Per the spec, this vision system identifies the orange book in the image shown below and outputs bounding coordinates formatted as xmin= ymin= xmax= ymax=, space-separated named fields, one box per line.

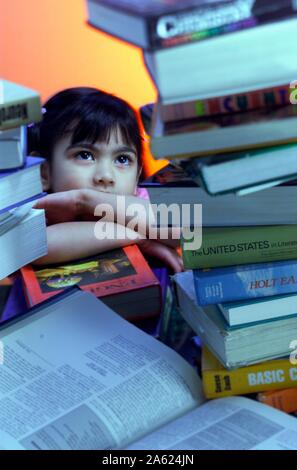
xmin=20 ymin=245 xmax=161 ymax=321
xmin=258 ymin=388 xmax=297 ymax=414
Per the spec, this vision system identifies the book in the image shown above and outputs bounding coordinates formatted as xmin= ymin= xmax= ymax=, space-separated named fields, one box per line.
xmin=0 ymin=278 xmax=12 ymax=318
xmin=202 ymin=347 xmax=297 ymax=398
xmin=193 ymin=260 xmax=297 ymax=305
xmin=218 ymin=292 xmax=297 ymax=327
xmin=160 ymin=83 xmax=292 ymax=122
xmin=257 ymin=389 xmax=297 ymax=414
xmin=0 ymin=80 xmax=42 ymax=131
xmin=1 ymin=286 xmax=297 ymax=450
xmin=147 ymin=185 xmax=297 ymax=227
xmin=173 ymin=270 xmax=297 ymax=369
xmin=0 ymin=208 xmax=47 ymax=280
xmin=126 ymin=395 xmax=297 ymax=450
xmin=144 ymin=17 xmax=297 ymax=104
xmin=182 ymin=225 xmax=297 ymax=269
xmin=0 ymin=126 xmax=26 ymax=170
xmin=20 ymin=245 xmax=162 ymax=321
xmin=87 ymin=0 xmax=260 ymax=50
xmin=0 ymin=156 xmax=43 ymax=214
xmin=180 ymin=143 xmax=297 ymax=195
xmin=148 ymin=102 xmax=297 ymax=160
xmin=139 ymin=163 xmax=198 ymax=187
xmin=87 ymin=0 xmax=297 ymax=50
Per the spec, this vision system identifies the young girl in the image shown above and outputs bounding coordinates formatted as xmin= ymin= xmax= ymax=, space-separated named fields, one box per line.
xmin=29 ymin=87 xmax=183 ymax=272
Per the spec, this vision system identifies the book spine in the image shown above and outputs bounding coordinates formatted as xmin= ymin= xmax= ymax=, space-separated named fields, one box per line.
xmin=182 ymin=226 xmax=297 ymax=269
xmin=193 ymin=261 xmax=297 ymax=305
xmin=257 ymin=388 xmax=297 ymax=413
xmin=160 ymin=85 xmax=291 ymax=123
xmin=0 ymin=95 xmax=42 ymax=131
xmin=203 ymin=359 xmax=297 ymax=399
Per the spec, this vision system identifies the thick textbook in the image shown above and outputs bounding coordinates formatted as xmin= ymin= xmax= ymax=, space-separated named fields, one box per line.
xmin=20 ymin=245 xmax=162 ymax=321
xmin=182 ymin=225 xmax=297 ymax=269
xmin=144 ymin=17 xmax=297 ymax=105
xmin=0 ymin=80 xmax=41 ymax=131
xmin=148 ymin=102 xmax=297 ymax=159
xmin=0 ymin=156 xmax=43 ymax=214
xmin=0 ymin=208 xmax=47 ymax=280
xmin=181 ymin=143 xmax=297 ymax=195
xmin=147 ymin=185 xmax=297 ymax=227
xmin=160 ymin=83 xmax=292 ymax=122
xmin=173 ymin=271 xmax=297 ymax=369
xmin=0 ymin=126 xmax=26 ymax=170
xmin=1 ymin=287 xmax=297 ymax=450
xmin=202 ymin=347 xmax=297 ymax=398
xmin=86 ymin=0 xmax=280 ymax=50
xmin=193 ymin=260 xmax=297 ymax=305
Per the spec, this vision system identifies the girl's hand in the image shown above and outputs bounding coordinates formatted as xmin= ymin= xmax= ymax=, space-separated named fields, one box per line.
xmin=33 ymin=189 xmax=98 ymax=225
xmin=139 ymin=239 xmax=184 ymax=273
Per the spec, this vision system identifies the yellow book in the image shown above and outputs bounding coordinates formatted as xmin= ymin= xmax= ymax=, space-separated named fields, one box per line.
xmin=202 ymin=347 xmax=297 ymax=399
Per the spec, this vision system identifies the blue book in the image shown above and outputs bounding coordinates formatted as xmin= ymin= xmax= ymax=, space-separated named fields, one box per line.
xmin=0 ymin=156 xmax=44 ymax=213
xmin=193 ymin=260 xmax=297 ymax=305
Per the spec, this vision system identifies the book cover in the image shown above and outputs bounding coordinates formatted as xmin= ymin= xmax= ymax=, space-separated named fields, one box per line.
xmin=87 ymin=0 xmax=296 ymax=49
xmin=0 ymin=80 xmax=42 ymax=130
xmin=182 ymin=225 xmax=297 ymax=269
xmin=20 ymin=245 xmax=162 ymax=320
xmin=202 ymin=347 xmax=297 ymax=398
xmin=193 ymin=260 xmax=297 ymax=305
xmin=257 ymin=388 xmax=297 ymax=413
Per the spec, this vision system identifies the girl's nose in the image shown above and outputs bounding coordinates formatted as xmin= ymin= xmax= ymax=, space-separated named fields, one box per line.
xmin=93 ymin=164 xmax=115 ymax=188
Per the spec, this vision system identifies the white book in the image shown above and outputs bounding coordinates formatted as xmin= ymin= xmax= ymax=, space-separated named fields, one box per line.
xmin=0 ymin=208 xmax=47 ymax=279
xmin=1 ymin=288 xmax=297 ymax=450
xmin=144 ymin=17 xmax=297 ymax=104
xmin=0 ymin=126 xmax=26 ymax=170
xmin=0 ymin=156 xmax=43 ymax=213
xmin=219 ymin=292 xmax=297 ymax=327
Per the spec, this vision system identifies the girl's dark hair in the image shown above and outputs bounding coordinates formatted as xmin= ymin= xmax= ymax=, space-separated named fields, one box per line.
xmin=28 ymin=87 xmax=143 ymax=164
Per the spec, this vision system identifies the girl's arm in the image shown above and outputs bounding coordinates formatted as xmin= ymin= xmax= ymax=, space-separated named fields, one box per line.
xmin=33 ymin=221 xmax=183 ymax=272
xmin=34 ymin=189 xmax=181 ymax=247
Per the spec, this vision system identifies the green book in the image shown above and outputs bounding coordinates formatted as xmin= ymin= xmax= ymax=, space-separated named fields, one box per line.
xmin=0 ymin=80 xmax=42 ymax=130
xmin=182 ymin=225 xmax=297 ymax=269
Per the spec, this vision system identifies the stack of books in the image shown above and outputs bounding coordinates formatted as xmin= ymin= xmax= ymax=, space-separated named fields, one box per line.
xmin=173 ymin=269 xmax=297 ymax=415
xmin=0 ymin=80 xmax=47 ymax=281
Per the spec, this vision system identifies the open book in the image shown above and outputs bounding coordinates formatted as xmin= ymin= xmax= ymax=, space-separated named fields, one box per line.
xmin=1 ymin=288 xmax=297 ymax=450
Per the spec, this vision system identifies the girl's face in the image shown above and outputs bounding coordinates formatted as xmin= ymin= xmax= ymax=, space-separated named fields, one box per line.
xmin=43 ymin=126 xmax=139 ymax=195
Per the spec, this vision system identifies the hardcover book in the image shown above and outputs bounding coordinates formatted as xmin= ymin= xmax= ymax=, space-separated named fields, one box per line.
xmin=87 ymin=0 xmax=296 ymax=50
xmin=0 ymin=126 xmax=27 ymax=170
xmin=0 ymin=156 xmax=44 ymax=214
xmin=202 ymin=347 xmax=297 ymax=398
xmin=148 ymin=102 xmax=297 ymax=159
xmin=193 ymin=260 xmax=297 ymax=305
xmin=0 ymin=80 xmax=41 ymax=131
xmin=143 ymin=17 xmax=297 ymax=105
xmin=20 ymin=245 xmax=162 ymax=321
xmin=182 ymin=225 xmax=297 ymax=269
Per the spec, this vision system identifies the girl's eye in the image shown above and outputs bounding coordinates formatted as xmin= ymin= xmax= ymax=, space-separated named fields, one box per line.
xmin=74 ymin=151 xmax=95 ymax=162
xmin=115 ymin=154 xmax=132 ymax=166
